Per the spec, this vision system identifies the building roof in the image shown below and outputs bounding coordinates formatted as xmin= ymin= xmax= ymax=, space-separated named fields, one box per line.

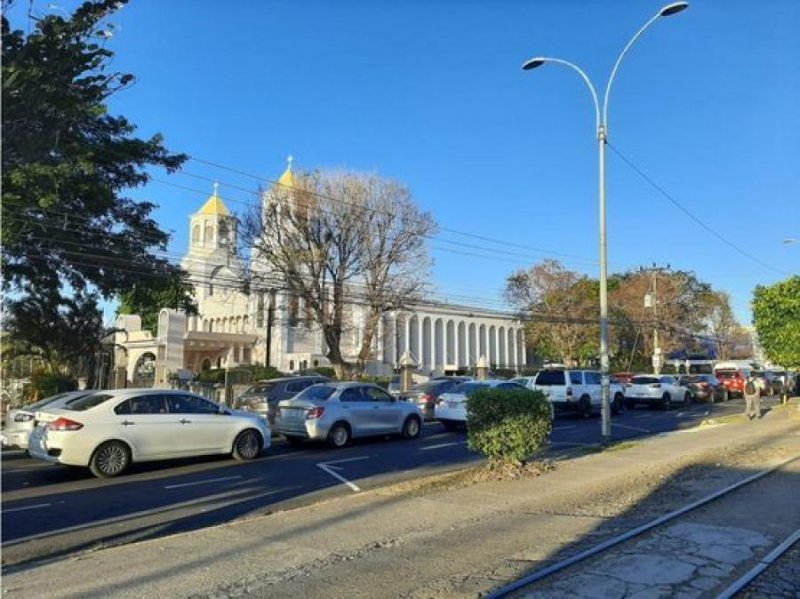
xmin=198 ymin=183 xmax=231 ymax=216
xmin=277 ymin=155 xmax=296 ymax=190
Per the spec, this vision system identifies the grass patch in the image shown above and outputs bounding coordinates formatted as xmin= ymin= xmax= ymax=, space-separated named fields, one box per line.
xmin=605 ymin=441 xmax=639 ymax=453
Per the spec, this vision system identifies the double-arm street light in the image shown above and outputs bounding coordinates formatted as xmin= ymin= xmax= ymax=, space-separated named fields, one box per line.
xmin=522 ymin=2 xmax=689 ymax=446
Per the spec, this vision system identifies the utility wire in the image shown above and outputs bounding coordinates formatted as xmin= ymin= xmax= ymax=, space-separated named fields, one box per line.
xmin=608 ymin=143 xmax=789 ymax=277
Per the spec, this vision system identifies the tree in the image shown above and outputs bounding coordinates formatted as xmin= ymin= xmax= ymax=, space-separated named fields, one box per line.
xmin=118 ymin=278 xmax=197 ymax=334
xmin=698 ymin=290 xmax=739 ymax=359
xmin=242 ymin=170 xmax=436 ymax=376
xmin=2 ymin=290 xmax=113 ymax=387
xmin=1 ymin=0 xmax=192 ymax=301
xmin=504 ymin=260 xmax=598 ymax=366
xmin=752 ymin=276 xmax=800 ymax=368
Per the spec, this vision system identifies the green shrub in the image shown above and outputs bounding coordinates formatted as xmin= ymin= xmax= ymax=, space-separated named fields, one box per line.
xmin=311 ymin=366 xmax=337 ymax=379
xmin=28 ymin=371 xmax=77 ymax=402
xmin=466 ymin=387 xmax=552 ymax=466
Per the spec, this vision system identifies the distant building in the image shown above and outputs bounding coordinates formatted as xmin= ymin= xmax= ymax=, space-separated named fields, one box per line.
xmin=113 ymin=160 xmax=525 ymax=387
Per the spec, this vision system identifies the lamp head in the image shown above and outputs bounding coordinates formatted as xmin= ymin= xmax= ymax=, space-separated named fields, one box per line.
xmin=522 ymin=57 xmax=547 ymax=71
xmin=660 ymin=2 xmax=689 ymax=17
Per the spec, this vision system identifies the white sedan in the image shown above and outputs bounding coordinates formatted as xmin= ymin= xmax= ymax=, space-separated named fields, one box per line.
xmin=624 ymin=374 xmax=689 ymax=410
xmin=434 ymin=380 xmax=527 ymax=430
xmin=28 ymin=389 xmax=271 ymax=477
xmin=1 ymin=391 xmax=93 ymax=450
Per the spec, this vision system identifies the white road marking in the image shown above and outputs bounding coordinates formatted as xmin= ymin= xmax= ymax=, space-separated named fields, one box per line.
xmin=164 ymin=475 xmax=243 ymax=490
xmin=2 ymin=502 xmax=51 ymax=514
xmin=611 ymin=423 xmax=651 ymax=434
xmin=420 ymin=441 xmax=466 ymax=451
xmin=315 ymin=456 xmax=370 ymax=493
xmin=552 ymin=425 xmax=577 ymax=431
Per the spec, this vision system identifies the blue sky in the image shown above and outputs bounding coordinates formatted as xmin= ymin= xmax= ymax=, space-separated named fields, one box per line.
xmin=14 ymin=1 xmax=800 ymax=324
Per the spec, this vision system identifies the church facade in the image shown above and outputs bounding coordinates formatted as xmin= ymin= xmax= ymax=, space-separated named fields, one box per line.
xmin=113 ymin=162 xmax=526 ymax=387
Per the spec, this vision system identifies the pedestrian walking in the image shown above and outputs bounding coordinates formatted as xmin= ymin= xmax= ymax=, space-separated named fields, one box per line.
xmin=744 ymin=374 xmax=761 ymax=420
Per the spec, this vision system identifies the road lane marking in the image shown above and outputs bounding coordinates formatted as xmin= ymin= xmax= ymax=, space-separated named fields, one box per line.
xmin=421 ymin=441 xmax=466 ymax=451
xmin=322 ymin=456 xmax=370 ymax=466
xmin=164 ymin=475 xmax=243 ymax=490
xmin=611 ymin=423 xmax=651 ymax=434
xmin=317 ymin=462 xmax=361 ymax=492
xmin=552 ymin=425 xmax=577 ymax=431
xmin=2 ymin=503 xmax=51 ymax=514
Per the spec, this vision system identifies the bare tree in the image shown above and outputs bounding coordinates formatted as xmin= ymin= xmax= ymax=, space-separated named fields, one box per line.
xmin=241 ymin=170 xmax=435 ymax=376
xmin=699 ymin=290 xmax=739 ymax=359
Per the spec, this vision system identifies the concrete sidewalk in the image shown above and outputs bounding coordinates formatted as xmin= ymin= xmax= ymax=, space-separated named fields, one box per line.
xmin=3 ymin=404 xmax=800 ymax=599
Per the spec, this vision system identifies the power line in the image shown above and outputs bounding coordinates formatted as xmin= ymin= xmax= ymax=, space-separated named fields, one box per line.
xmin=608 ymin=143 xmax=790 ymax=277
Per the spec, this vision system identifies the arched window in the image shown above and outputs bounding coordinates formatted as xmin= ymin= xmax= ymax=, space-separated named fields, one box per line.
xmin=204 ymin=224 xmax=214 ymax=244
xmin=288 ymin=295 xmax=299 ymax=327
xmin=289 ymin=359 xmax=295 ymax=371
xmin=191 ymin=225 xmax=200 ymax=244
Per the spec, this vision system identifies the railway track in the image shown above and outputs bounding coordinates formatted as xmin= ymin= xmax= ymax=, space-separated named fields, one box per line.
xmin=488 ymin=454 xmax=800 ymax=598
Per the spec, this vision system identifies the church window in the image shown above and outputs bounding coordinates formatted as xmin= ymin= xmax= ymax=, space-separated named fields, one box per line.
xmin=256 ymin=292 xmax=265 ymax=328
xmin=289 ymin=360 xmax=295 ymax=371
xmin=204 ymin=224 xmax=213 ymax=244
xmin=208 ymin=282 xmax=214 ymax=296
xmin=304 ymin=301 xmax=313 ymax=328
xmin=192 ymin=225 xmax=200 ymax=244
xmin=288 ymin=295 xmax=299 ymax=327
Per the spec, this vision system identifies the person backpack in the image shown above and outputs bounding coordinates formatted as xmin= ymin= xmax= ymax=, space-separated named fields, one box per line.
xmin=745 ymin=378 xmax=756 ymax=396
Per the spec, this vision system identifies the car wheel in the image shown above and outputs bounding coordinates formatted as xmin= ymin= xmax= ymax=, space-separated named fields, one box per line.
xmin=284 ymin=435 xmax=305 ymax=446
xmin=611 ymin=393 xmax=624 ymax=416
xmin=89 ymin=440 xmax=130 ymax=478
xmin=402 ymin=416 xmax=422 ymax=439
xmin=232 ymin=429 xmax=262 ymax=461
xmin=327 ymin=422 xmax=351 ymax=448
xmin=684 ymin=390 xmax=693 ymax=404
xmin=578 ymin=396 xmax=592 ymax=419
xmin=662 ymin=393 xmax=672 ymax=410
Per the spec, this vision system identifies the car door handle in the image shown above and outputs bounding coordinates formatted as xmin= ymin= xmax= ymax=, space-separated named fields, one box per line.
xmin=121 ymin=420 xmax=135 ymax=426
xmin=179 ymin=419 xmax=192 ymax=424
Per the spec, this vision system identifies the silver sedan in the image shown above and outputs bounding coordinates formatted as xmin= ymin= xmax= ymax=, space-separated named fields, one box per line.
xmin=275 ymin=382 xmax=423 ymax=448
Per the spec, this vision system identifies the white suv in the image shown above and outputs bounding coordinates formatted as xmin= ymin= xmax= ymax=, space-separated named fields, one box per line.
xmin=532 ymin=368 xmax=624 ymax=418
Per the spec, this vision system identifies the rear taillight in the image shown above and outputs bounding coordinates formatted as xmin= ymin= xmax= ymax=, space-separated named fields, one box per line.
xmin=306 ymin=407 xmax=325 ymax=420
xmin=48 ymin=417 xmax=83 ymax=431
xmin=422 ymin=393 xmax=433 ymax=403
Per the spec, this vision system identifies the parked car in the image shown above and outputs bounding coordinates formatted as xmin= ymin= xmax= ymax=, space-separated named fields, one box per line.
xmin=405 ymin=378 xmax=471 ymax=420
xmin=509 ymin=376 xmax=537 ymax=389
xmin=1 ymin=390 xmax=94 ymax=450
xmin=434 ymin=380 xmax=528 ymax=430
xmin=233 ymin=375 xmax=330 ymax=424
xmin=275 ymin=382 xmax=423 ymax=447
xmin=532 ymin=368 xmax=625 ymax=418
xmin=752 ymin=370 xmax=780 ymax=396
xmin=27 ymin=389 xmax=270 ymax=478
xmin=624 ymin=374 xmax=689 ymax=410
xmin=715 ymin=369 xmax=752 ymax=398
xmin=678 ymin=374 xmax=728 ymax=403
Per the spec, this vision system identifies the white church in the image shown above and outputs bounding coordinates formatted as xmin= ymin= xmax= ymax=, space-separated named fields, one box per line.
xmin=113 ymin=161 xmax=526 ymax=387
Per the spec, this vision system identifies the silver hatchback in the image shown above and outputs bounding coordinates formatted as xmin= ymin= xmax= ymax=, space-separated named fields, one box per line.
xmin=275 ymin=382 xmax=423 ymax=448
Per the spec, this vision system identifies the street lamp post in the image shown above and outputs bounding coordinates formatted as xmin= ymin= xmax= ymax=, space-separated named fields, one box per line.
xmin=522 ymin=2 xmax=688 ymax=446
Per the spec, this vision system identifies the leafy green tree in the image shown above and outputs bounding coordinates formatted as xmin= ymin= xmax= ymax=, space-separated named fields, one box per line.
xmin=1 ymin=0 xmax=192 ymax=301
xmin=2 ymin=290 xmax=113 ymax=387
xmin=752 ymin=276 xmax=800 ymax=368
xmin=118 ymin=279 xmax=197 ymax=334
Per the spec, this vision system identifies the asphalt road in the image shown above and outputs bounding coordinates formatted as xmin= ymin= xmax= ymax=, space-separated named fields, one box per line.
xmin=0 ymin=394 xmax=768 ymax=569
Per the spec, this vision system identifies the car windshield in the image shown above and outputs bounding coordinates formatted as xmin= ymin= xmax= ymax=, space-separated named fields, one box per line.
xmin=632 ymin=376 xmax=660 ymax=385
xmin=449 ymin=382 xmax=488 ymax=397
xmin=535 ymin=371 xmax=566 ymax=386
xmin=295 ymin=385 xmax=336 ymax=402
xmin=716 ymin=371 xmax=736 ymax=379
xmin=686 ymin=376 xmax=706 ymax=383
xmin=65 ymin=393 xmax=116 ymax=411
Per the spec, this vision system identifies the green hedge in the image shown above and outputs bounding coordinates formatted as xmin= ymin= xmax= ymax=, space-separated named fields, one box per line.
xmin=28 ymin=371 xmax=77 ymax=403
xmin=466 ymin=387 xmax=552 ymax=465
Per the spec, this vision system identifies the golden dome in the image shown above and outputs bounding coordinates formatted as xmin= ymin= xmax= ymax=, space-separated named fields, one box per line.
xmin=277 ymin=155 xmax=296 ymax=189
xmin=198 ymin=183 xmax=230 ymax=216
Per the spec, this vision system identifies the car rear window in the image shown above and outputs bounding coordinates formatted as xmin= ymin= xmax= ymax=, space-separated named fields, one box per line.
xmin=632 ymin=376 xmax=659 ymax=385
xmin=25 ymin=392 xmax=71 ymax=411
xmin=535 ymin=371 xmax=566 ymax=386
xmin=244 ymin=382 xmax=278 ymax=395
xmin=716 ymin=371 xmax=736 ymax=380
xmin=296 ymin=385 xmax=336 ymax=402
xmin=66 ymin=393 xmax=116 ymax=411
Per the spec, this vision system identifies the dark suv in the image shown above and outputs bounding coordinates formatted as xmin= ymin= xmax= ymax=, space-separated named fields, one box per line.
xmin=234 ymin=376 xmax=330 ymax=424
